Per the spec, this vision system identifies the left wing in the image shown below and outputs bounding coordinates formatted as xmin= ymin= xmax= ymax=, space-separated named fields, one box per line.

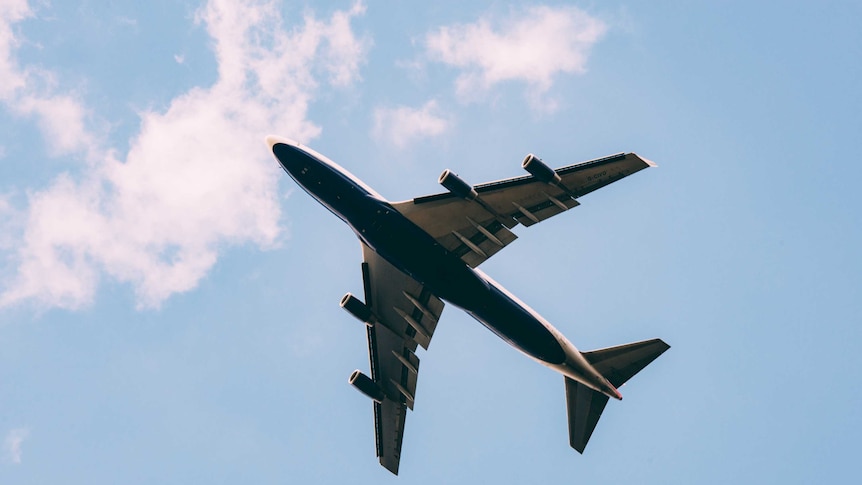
xmin=346 ymin=243 xmax=445 ymax=475
xmin=392 ymin=152 xmax=655 ymax=267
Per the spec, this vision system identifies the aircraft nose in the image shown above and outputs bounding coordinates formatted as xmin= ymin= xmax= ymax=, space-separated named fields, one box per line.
xmin=265 ymin=135 xmax=282 ymax=150
xmin=271 ymin=143 xmax=303 ymax=174
xmin=267 ymin=136 xmax=308 ymax=175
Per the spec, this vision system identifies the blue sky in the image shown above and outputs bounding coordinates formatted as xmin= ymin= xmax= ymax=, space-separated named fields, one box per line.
xmin=1 ymin=0 xmax=861 ymax=483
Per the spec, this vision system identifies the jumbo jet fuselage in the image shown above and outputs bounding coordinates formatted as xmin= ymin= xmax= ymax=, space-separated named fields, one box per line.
xmin=270 ymin=139 xmax=622 ymax=401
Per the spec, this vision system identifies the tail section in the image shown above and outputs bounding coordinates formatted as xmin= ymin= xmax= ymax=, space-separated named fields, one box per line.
xmin=565 ymin=338 xmax=669 ymax=453
xmin=583 ymin=338 xmax=671 ymax=388
xmin=565 ymin=377 xmax=610 ymax=453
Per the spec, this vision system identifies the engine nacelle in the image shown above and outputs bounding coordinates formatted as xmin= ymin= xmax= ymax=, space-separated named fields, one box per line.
xmin=522 ymin=154 xmax=561 ymax=185
xmin=438 ymin=169 xmax=478 ymax=200
xmin=349 ymin=370 xmax=384 ymax=402
xmin=340 ymin=293 xmax=372 ymax=325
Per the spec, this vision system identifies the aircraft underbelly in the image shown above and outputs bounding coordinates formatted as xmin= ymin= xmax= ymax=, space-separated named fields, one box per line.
xmin=359 ymin=202 xmax=567 ymax=365
xmin=273 ymin=141 xmax=567 ymax=366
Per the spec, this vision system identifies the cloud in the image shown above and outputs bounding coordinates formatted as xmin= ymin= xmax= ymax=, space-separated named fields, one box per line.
xmin=0 ymin=1 xmax=97 ymax=158
xmin=372 ymin=100 xmax=450 ymax=148
xmin=3 ymin=428 xmax=28 ymax=464
xmin=425 ymin=5 xmax=606 ymax=111
xmin=13 ymin=94 xmax=98 ymax=157
xmin=0 ymin=0 xmax=32 ymax=100
xmin=0 ymin=0 xmax=369 ymax=309
xmin=0 ymin=193 xmax=20 ymax=255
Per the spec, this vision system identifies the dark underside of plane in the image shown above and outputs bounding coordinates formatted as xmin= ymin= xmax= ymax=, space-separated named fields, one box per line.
xmin=267 ymin=136 xmax=669 ymax=475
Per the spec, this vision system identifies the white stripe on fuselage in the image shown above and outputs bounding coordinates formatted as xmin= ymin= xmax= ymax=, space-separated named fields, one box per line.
xmin=473 ymin=268 xmax=575 ymax=353
xmin=473 ymin=269 xmax=588 ymax=372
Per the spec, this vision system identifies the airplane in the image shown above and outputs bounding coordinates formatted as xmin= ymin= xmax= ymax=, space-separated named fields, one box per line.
xmin=266 ymin=135 xmax=669 ymax=475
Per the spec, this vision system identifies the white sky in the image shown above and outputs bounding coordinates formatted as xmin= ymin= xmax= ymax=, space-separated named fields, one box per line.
xmin=2 ymin=1 xmax=861 ymax=483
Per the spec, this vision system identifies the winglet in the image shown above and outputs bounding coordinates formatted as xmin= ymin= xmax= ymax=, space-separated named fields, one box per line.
xmin=633 ymin=153 xmax=658 ymax=167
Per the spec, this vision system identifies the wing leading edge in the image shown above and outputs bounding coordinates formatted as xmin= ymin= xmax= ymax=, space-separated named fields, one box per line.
xmin=348 ymin=244 xmax=445 ymax=475
xmin=392 ymin=152 xmax=655 ymax=267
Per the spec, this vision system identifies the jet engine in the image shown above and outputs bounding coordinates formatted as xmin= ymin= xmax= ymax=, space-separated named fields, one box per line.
xmin=438 ymin=169 xmax=478 ymax=200
xmin=349 ymin=370 xmax=384 ymax=402
xmin=522 ymin=154 xmax=561 ymax=185
xmin=340 ymin=293 xmax=372 ymax=325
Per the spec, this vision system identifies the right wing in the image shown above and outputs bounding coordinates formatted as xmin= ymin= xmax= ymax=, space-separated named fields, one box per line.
xmin=352 ymin=243 xmax=445 ymax=475
xmin=392 ymin=152 xmax=654 ymax=267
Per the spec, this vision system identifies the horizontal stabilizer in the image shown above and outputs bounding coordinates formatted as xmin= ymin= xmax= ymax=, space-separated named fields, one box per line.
xmin=566 ymin=338 xmax=669 ymax=453
xmin=583 ymin=338 xmax=670 ymax=388
xmin=565 ymin=377 xmax=609 ymax=453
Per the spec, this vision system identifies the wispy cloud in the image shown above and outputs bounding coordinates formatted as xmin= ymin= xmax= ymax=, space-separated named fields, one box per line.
xmin=0 ymin=1 xmax=98 ymax=158
xmin=3 ymin=428 xmax=28 ymax=464
xmin=0 ymin=0 xmax=30 ymax=100
xmin=425 ymin=5 xmax=606 ymax=112
xmin=372 ymin=100 xmax=450 ymax=148
xmin=0 ymin=193 xmax=22 ymax=253
xmin=0 ymin=0 xmax=369 ymax=310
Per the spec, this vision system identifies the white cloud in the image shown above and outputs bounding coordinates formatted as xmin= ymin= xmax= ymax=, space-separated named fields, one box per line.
xmin=3 ymin=428 xmax=28 ymax=464
xmin=0 ymin=0 xmax=369 ymax=309
xmin=0 ymin=0 xmax=98 ymax=158
xmin=14 ymin=94 xmax=97 ymax=157
xmin=372 ymin=100 xmax=450 ymax=148
xmin=425 ymin=5 xmax=606 ymax=111
xmin=0 ymin=193 xmax=18 ymax=251
xmin=0 ymin=0 xmax=31 ymax=100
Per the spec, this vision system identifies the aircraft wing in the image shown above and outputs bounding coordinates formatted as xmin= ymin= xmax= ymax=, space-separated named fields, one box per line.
xmin=355 ymin=243 xmax=445 ymax=475
xmin=392 ymin=152 xmax=655 ymax=267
